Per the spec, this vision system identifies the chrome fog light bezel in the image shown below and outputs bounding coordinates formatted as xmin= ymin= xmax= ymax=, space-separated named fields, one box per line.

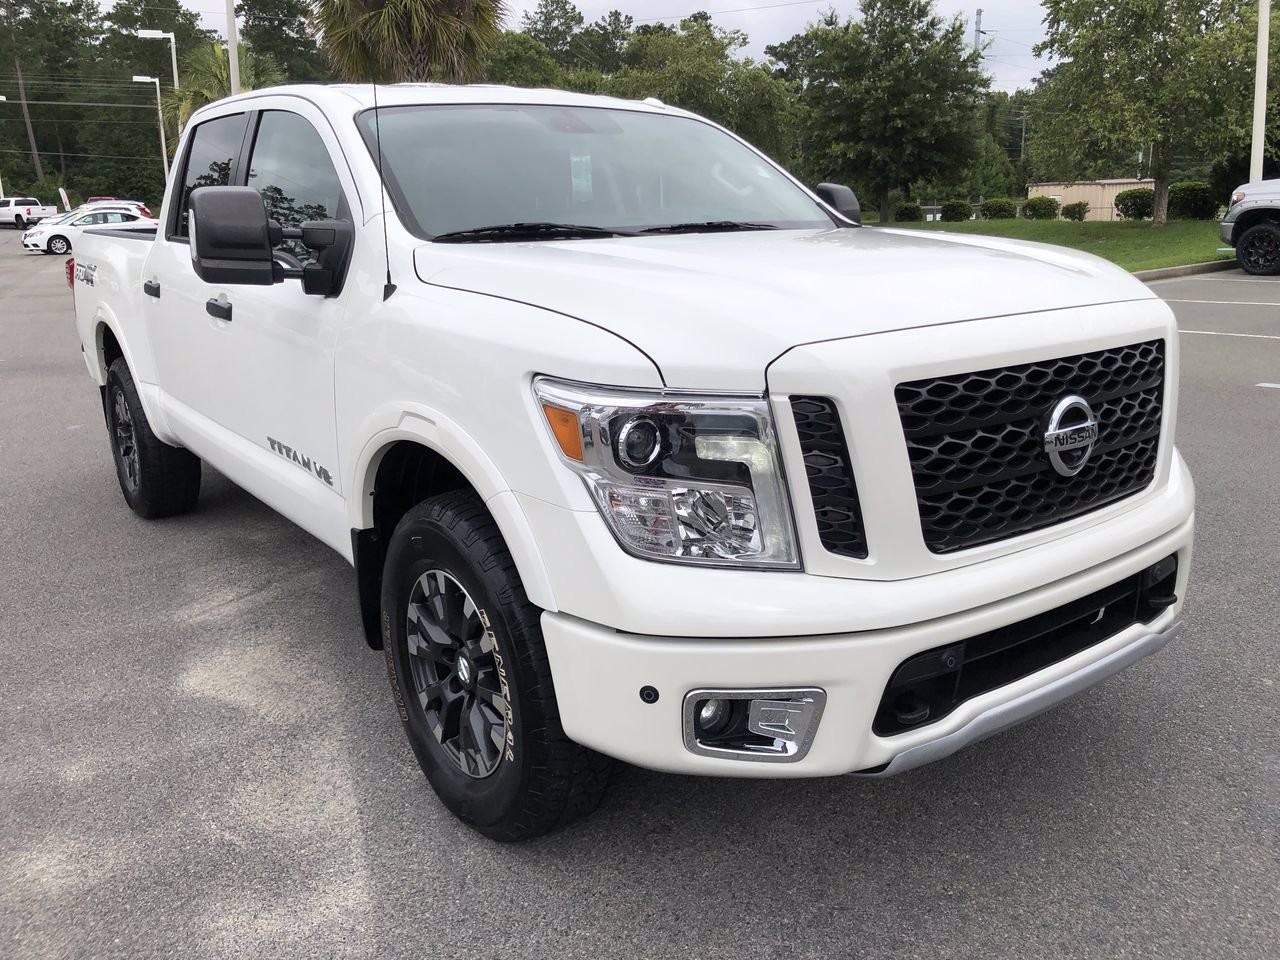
xmin=682 ymin=687 xmax=826 ymax=763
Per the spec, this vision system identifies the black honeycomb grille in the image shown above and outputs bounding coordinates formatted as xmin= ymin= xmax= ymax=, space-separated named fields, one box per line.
xmin=791 ymin=396 xmax=868 ymax=559
xmin=896 ymin=340 xmax=1165 ymax=554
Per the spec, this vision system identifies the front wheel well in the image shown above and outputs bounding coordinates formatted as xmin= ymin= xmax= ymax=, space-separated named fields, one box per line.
xmin=1232 ymin=208 xmax=1280 ymax=244
xmin=353 ymin=440 xmax=475 ymax=648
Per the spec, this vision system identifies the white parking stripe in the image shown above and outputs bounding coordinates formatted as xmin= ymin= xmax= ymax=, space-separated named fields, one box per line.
xmin=1257 ymin=383 xmax=1280 ymax=389
xmin=1181 ymin=329 xmax=1280 ymax=340
xmin=1163 ymin=299 xmax=1280 ymax=306
xmin=1149 ymin=276 xmax=1274 ymax=284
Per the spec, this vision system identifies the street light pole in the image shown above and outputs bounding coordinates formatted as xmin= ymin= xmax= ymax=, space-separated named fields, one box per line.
xmin=136 ymin=29 xmax=180 ymax=90
xmin=134 ymin=76 xmax=169 ymax=183
xmin=0 ymin=95 xmax=6 ymax=199
xmin=225 ymin=0 xmax=242 ymax=96
xmin=1250 ymin=0 xmax=1271 ymax=183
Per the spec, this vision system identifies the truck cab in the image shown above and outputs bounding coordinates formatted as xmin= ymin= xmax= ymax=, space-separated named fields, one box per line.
xmin=71 ymin=84 xmax=1194 ymax=840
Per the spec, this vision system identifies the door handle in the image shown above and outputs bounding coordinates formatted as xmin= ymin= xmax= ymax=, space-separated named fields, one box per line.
xmin=205 ymin=296 xmax=232 ymax=322
xmin=143 ymin=279 xmax=161 ymax=299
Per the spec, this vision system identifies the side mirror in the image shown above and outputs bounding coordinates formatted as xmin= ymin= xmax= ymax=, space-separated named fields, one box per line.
xmin=815 ymin=183 xmax=861 ymax=225
xmin=189 ymin=186 xmax=277 ymax=285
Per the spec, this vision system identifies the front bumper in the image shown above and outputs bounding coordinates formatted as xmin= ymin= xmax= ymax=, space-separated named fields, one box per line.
xmin=541 ymin=513 xmax=1192 ymax=777
xmin=1219 ymin=219 xmax=1235 ymax=246
xmin=21 ymin=235 xmax=45 ymax=252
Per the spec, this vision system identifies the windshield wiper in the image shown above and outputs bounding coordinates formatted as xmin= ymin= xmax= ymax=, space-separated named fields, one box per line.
xmin=432 ymin=222 xmax=637 ymax=243
xmin=639 ymin=220 xmax=779 ymax=235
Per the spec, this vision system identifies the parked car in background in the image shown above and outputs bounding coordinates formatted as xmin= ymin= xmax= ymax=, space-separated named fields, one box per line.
xmin=85 ymin=198 xmax=154 ymax=218
xmin=23 ymin=207 xmax=156 ymax=254
xmin=1219 ymin=178 xmax=1280 ymax=275
xmin=0 ymin=196 xmax=59 ymax=229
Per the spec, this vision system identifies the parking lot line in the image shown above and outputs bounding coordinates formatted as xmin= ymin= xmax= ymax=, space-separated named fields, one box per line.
xmin=1163 ymin=298 xmax=1280 ymax=306
xmin=1150 ymin=276 xmax=1278 ymax=285
xmin=1181 ymin=329 xmax=1280 ymax=340
xmin=1257 ymin=382 xmax=1280 ymax=389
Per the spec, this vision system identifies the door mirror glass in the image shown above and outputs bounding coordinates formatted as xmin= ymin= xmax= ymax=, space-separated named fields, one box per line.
xmin=814 ymin=183 xmax=861 ymax=225
xmin=188 ymin=186 xmax=277 ymax=285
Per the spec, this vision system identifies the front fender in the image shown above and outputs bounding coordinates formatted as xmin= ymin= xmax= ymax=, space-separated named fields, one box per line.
xmin=347 ymin=401 xmax=557 ymax=613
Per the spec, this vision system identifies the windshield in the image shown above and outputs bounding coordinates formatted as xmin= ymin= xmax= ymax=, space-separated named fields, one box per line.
xmin=43 ymin=211 xmax=78 ymax=225
xmin=356 ymin=104 xmax=832 ymax=239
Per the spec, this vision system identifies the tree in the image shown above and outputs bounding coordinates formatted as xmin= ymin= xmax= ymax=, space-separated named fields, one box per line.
xmin=519 ymin=0 xmax=584 ymax=65
xmin=238 ymin=0 xmax=329 ymax=82
xmin=1035 ymin=0 xmax=1254 ymax=227
xmin=574 ymin=10 xmax=633 ymax=73
xmin=161 ymin=41 xmax=284 ymax=146
xmin=769 ymin=0 xmax=987 ymax=221
xmin=484 ymin=31 xmax=563 ymax=87
xmin=314 ymin=0 xmax=506 ymax=83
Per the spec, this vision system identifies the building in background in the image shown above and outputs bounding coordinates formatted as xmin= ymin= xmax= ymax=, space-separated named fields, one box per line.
xmin=1027 ymin=179 xmax=1155 ymax=221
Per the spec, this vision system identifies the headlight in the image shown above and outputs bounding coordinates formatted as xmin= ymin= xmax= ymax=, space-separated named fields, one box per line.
xmin=534 ymin=377 xmax=799 ymax=569
xmin=1232 ymin=191 xmax=1246 ymax=206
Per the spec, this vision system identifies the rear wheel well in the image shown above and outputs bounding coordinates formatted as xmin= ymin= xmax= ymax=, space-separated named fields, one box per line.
xmin=99 ymin=324 xmax=123 ymax=374
xmin=1233 ymin=208 xmax=1280 ymax=243
xmin=353 ymin=440 xmax=474 ymax=648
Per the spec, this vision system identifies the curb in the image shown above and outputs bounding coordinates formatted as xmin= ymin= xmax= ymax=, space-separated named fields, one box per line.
xmin=1133 ymin=259 xmax=1237 ymax=282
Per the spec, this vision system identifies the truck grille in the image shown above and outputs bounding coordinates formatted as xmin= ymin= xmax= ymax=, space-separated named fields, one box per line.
xmin=896 ymin=340 xmax=1165 ymax=554
xmin=791 ymin=396 xmax=868 ymax=559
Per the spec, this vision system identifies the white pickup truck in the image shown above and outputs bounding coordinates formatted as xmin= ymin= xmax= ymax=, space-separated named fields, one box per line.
xmin=1 ymin=195 xmax=58 ymax=229
xmin=71 ymin=84 xmax=1194 ymax=840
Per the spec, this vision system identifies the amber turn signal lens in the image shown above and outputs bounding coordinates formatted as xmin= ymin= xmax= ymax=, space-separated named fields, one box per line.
xmin=542 ymin=404 xmax=584 ymax=461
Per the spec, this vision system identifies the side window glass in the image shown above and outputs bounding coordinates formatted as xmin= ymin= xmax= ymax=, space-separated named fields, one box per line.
xmin=105 ymin=213 xmax=127 ymax=223
xmin=247 ymin=111 xmax=346 ymax=260
xmin=174 ymin=112 xmax=248 ymax=238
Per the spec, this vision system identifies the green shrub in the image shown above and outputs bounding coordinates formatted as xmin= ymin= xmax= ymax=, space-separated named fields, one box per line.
xmin=1023 ymin=195 xmax=1060 ymax=220
xmin=1167 ymin=180 xmax=1218 ymax=220
xmin=940 ymin=199 xmax=971 ymax=222
xmin=895 ymin=200 xmax=923 ymax=222
xmin=980 ymin=196 xmax=1017 ymax=219
xmin=1061 ymin=201 xmax=1090 ymax=221
xmin=1114 ymin=187 xmax=1154 ymax=220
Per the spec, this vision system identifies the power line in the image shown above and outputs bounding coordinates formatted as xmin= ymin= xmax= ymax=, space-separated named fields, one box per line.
xmin=632 ymin=0 xmax=838 ymax=25
xmin=0 ymin=100 xmax=155 ymax=108
xmin=0 ymin=148 xmax=158 ymax=160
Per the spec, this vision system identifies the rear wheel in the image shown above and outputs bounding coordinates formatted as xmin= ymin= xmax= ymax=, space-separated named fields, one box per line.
xmin=105 ymin=358 xmax=201 ymax=518
xmin=14 ymin=215 xmax=26 ymax=230
xmin=381 ymin=491 xmax=614 ymax=841
xmin=1236 ymin=222 xmax=1280 ymax=276
xmin=47 ymin=235 xmax=70 ymax=255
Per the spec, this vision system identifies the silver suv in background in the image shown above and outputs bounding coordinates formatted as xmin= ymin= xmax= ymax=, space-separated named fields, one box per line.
xmin=1220 ymin=178 xmax=1280 ymax=275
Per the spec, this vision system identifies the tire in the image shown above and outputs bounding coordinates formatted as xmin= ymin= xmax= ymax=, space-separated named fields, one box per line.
xmin=381 ymin=490 xmax=613 ymax=841
xmin=47 ymin=235 xmax=70 ymax=255
xmin=1235 ymin=222 xmax=1280 ymax=276
xmin=104 ymin=358 xmax=202 ymax=518
xmin=14 ymin=215 xmax=26 ymax=230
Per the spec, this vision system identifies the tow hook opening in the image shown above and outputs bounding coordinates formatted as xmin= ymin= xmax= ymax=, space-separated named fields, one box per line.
xmin=682 ymin=688 xmax=826 ymax=763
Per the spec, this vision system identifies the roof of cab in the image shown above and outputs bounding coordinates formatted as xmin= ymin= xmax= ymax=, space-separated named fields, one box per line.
xmin=200 ymin=82 xmax=683 ymax=117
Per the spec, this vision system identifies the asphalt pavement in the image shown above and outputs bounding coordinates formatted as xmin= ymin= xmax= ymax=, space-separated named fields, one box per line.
xmin=1 ymin=231 xmax=1277 ymax=960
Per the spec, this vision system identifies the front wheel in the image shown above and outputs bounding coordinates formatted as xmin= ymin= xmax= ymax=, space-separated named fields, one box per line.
xmin=14 ymin=215 xmax=26 ymax=230
xmin=47 ymin=235 xmax=70 ymax=255
xmin=1236 ymin=222 xmax=1280 ymax=276
xmin=381 ymin=491 xmax=614 ymax=841
xmin=105 ymin=358 xmax=202 ymax=518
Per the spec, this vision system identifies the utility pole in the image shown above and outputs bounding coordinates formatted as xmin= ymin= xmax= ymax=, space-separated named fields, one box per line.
xmin=13 ymin=58 xmax=43 ymax=181
xmin=224 ymin=0 xmax=241 ymax=95
xmin=1020 ymin=108 xmax=1027 ymax=159
xmin=1250 ymin=0 xmax=1271 ymax=183
xmin=974 ymin=8 xmax=983 ymax=54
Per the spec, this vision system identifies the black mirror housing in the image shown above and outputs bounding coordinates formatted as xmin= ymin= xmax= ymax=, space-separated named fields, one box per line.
xmin=815 ymin=183 xmax=862 ymax=226
xmin=189 ymin=186 xmax=277 ymax=285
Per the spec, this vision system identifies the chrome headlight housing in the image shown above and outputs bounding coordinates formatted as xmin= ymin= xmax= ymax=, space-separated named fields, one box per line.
xmin=534 ymin=377 xmax=800 ymax=569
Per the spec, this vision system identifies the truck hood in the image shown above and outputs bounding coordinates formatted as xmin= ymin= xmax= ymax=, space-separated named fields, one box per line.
xmin=413 ymin=227 xmax=1156 ymax=390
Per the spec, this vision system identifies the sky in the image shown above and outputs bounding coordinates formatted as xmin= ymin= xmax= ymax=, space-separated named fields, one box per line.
xmin=164 ymin=0 xmax=1049 ymax=94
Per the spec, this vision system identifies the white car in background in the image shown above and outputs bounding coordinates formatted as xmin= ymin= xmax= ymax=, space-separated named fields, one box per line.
xmin=22 ymin=207 xmax=156 ymax=255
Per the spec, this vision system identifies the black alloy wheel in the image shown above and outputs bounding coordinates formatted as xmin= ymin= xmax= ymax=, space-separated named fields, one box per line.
xmin=1237 ymin=222 xmax=1280 ymax=276
xmin=108 ymin=382 xmax=140 ymax=493
xmin=405 ymin=569 xmax=509 ymax=779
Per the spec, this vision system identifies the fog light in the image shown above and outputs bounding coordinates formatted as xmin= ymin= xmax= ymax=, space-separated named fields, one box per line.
xmin=697 ymin=697 xmax=732 ymax=735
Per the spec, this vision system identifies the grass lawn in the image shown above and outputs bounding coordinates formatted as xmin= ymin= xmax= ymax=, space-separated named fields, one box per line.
xmin=883 ymin=219 xmax=1232 ymax=272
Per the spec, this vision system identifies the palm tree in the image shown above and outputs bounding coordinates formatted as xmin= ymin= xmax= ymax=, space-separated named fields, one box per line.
xmin=161 ymin=42 xmax=285 ymax=150
xmin=313 ymin=0 xmax=507 ymax=84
